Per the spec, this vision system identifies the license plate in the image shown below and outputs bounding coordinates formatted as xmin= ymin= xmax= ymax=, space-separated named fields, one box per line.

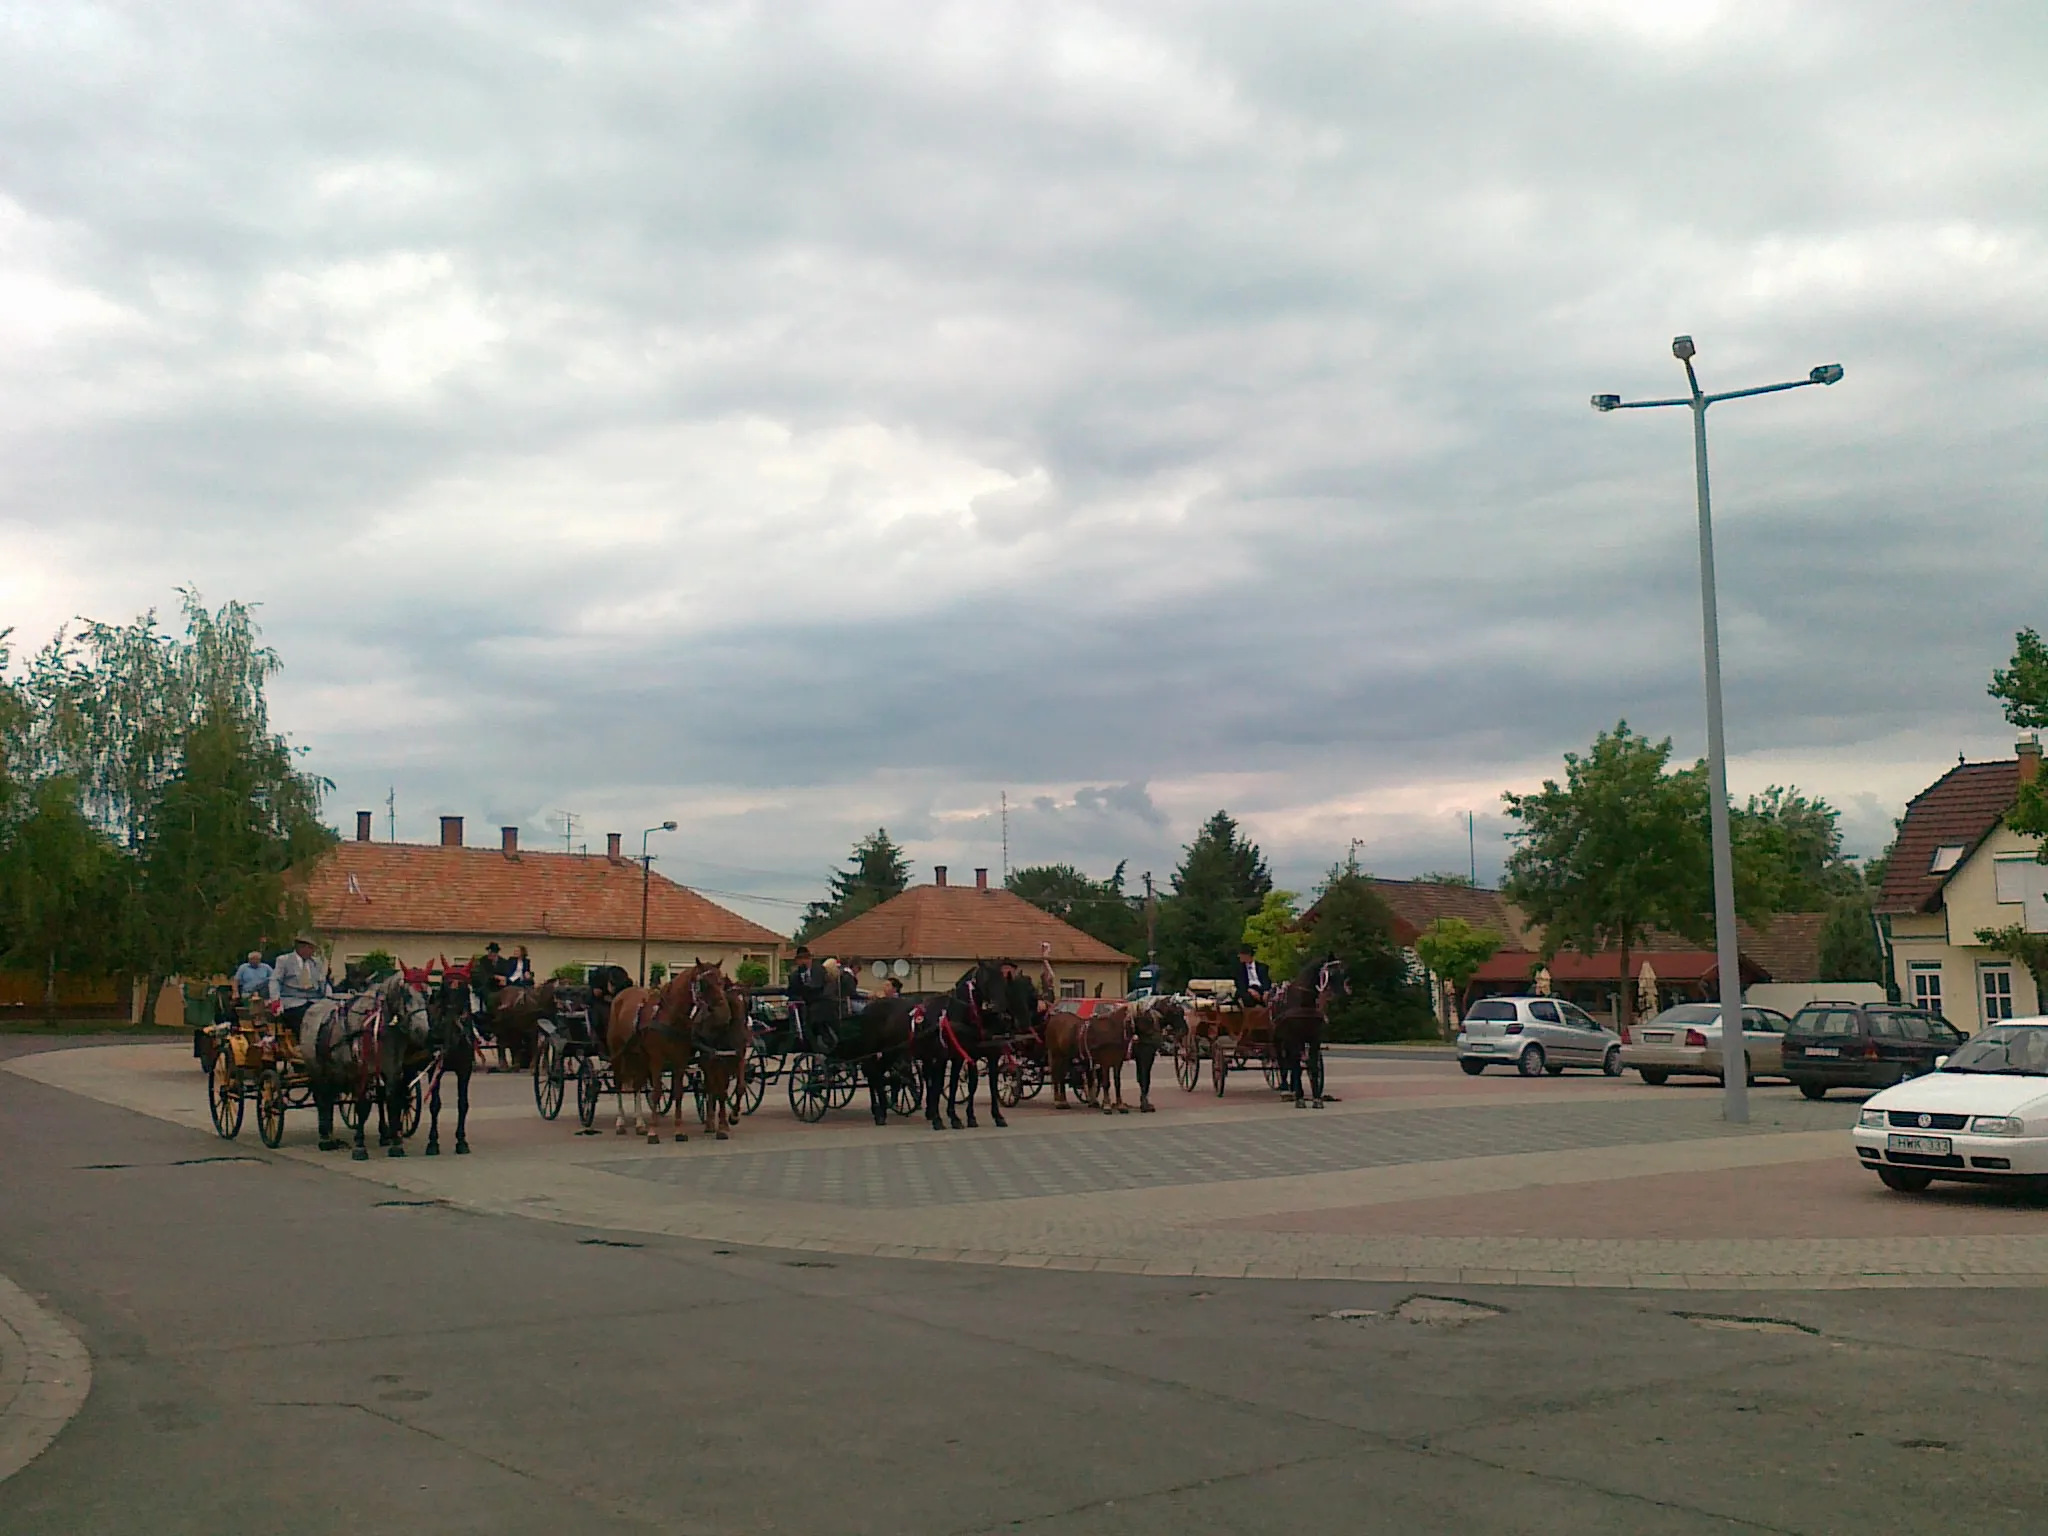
xmin=1887 ymin=1133 xmax=1951 ymax=1156
xmin=1806 ymin=1046 xmax=1839 ymax=1057
xmin=1644 ymin=1032 xmax=1674 ymax=1043
xmin=1469 ymin=1043 xmax=1499 ymax=1053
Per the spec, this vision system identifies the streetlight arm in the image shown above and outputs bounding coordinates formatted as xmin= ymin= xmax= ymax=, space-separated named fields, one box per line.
xmin=1704 ymin=377 xmax=1820 ymax=406
xmin=1598 ymin=394 xmax=1695 ymax=411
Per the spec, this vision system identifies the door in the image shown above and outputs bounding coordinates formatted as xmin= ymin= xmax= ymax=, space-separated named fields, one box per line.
xmin=1528 ymin=999 xmax=1570 ymax=1062
xmin=1559 ymin=1001 xmax=1608 ymax=1064
xmin=1741 ymin=1008 xmax=1786 ymax=1075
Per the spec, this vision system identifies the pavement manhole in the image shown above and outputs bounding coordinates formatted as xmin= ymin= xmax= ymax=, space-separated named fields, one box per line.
xmin=782 ymin=1260 xmax=836 ymax=1269
xmin=1897 ymin=1438 xmax=1950 ymax=1451
xmin=1675 ymin=1311 xmax=1819 ymax=1336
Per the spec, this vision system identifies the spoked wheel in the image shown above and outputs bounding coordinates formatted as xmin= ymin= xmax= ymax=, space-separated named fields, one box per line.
xmin=1212 ymin=1036 xmax=1234 ymax=1097
xmin=401 ymin=1077 xmax=423 ymax=1139
xmin=208 ymin=1051 xmax=244 ymax=1139
xmin=788 ymin=1053 xmax=832 ymax=1123
xmin=339 ymin=1096 xmax=362 ymax=1131
xmin=644 ymin=1066 xmax=672 ymax=1117
xmin=995 ymin=1056 xmax=1024 ymax=1108
xmin=533 ymin=1038 xmax=566 ymax=1120
xmin=1019 ymin=1063 xmax=1045 ymax=1102
xmin=740 ymin=1059 xmax=767 ymax=1116
xmin=256 ymin=1068 xmax=287 ymax=1149
xmin=1261 ymin=1055 xmax=1284 ymax=1090
xmin=825 ymin=1061 xmax=858 ymax=1109
xmin=1174 ymin=1035 xmax=1201 ymax=1091
xmin=575 ymin=1055 xmax=601 ymax=1129
xmin=889 ymin=1064 xmax=922 ymax=1118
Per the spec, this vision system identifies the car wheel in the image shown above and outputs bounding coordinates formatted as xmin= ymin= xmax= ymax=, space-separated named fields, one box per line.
xmin=1602 ymin=1047 xmax=1623 ymax=1078
xmin=1638 ymin=1068 xmax=1669 ymax=1086
xmin=1517 ymin=1045 xmax=1546 ymax=1078
xmin=1798 ymin=1082 xmax=1827 ymax=1101
xmin=1544 ymin=1063 xmax=1564 ymax=1076
xmin=1877 ymin=1167 xmax=1933 ymax=1194
xmin=1459 ymin=1059 xmax=1486 ymax=1076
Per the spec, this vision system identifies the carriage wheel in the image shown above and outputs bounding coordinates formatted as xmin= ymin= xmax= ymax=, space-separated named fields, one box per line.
xmin=575 ymin=1055 xmax=601 ymax=1129
xmin=339 ymin=1096 xmax=362 ymax=1131
xmin=995 ymin=1056 xmax=1023 ymax=1108
xmin=1019 ymin=1061 xmax=1045 ymax=1102
xmin=1261 ymin=1054 xmax=1284 ymax=1090
xmin=208 ymin=1050 xmax=244 ymax=1139
xmin=890 ymin=1068 xmax=921 ymax=1118
xmin=256 ymin=1068 xmax=287 ymax=1148
xmin=740 ymin=1057 xmax=768 ymax=1116
xmin=788 ymin=1054 xmax=832 ymax=1123
xmin=1174 ymin=1035 xmax=1200 ymax=1091
xmin=533 ymin=1039 xmax=566 ymax=1120
xmin=825 ymin=1061 xmax=858 ymax=1109
xmin=1212 ymin=1035 xmax=1233 ymax=1097
xmin=402 ymin=1077 xmax=423 ymax=1139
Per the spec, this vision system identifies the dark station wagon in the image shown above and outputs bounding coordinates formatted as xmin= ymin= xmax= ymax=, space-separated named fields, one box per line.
xmin=1781 ymin=1002 xmax=1966 ymax=1100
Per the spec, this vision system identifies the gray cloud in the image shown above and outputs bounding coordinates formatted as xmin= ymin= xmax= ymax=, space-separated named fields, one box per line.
xmin=3 ymin=1 xmax=2043 ymax=933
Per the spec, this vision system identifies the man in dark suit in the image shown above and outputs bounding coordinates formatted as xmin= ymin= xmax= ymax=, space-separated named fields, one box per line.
xmin=786 ymin=946 xmax=826 ymax=1043
xmin=1233 ymin=946 xmax=1271 ymax=1008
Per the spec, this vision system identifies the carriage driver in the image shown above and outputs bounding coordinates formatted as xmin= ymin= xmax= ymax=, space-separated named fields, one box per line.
xmin=267 ymin=934 xmax=333 ymax=1049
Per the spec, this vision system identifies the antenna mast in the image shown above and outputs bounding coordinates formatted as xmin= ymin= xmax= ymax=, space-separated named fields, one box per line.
xmin=385 ymin=786 xmax=396 ymax=843
xmin=1001 ymin=790 xmax=1009 ymax=884
xmin=557 ymin=810 xmax=579 ymax=854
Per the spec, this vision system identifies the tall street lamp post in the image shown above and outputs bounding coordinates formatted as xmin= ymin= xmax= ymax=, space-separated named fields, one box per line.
xmin=639 ymin=820 xmax=678 ymax=986
xmin=1592 ymin=337 xmax=1843 ymax=1125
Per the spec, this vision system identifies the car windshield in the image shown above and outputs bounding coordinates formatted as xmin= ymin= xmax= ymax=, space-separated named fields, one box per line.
xmin=1649 ymin=1005 xmax=1719 ymax=1025
xmin=1942 ymin=1026 xmax=2048 ymax=1076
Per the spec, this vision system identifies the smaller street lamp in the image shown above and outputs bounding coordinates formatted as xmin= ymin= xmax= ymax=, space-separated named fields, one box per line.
xmin=639 ymin=821 xmax=678 ymax=986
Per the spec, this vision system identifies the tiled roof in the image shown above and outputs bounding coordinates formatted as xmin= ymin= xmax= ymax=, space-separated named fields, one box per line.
xmin=1473 ymin=944 xmax=1769 ymax=987
xmin=1874 ymin=760 xmax=2022 ymax=915
xmin=304 ymin=840 xmax=786 ymax=948
xmin=1365 ymin=879 xmax=1527 ymax=947
xmin=803 ymin=884 xmax=1135 ymax=966
xmin=1737 ymin=913 xmax=1826 ymax=985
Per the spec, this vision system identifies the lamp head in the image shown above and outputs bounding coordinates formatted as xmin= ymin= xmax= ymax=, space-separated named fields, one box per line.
xmin=1671 ymin=335 xmax=1696 ymax=361
xmin=660 ymin=819 xmax=678 ymax=832
xmin=1590 ymin=394 xmax=1621 ymax=413
xmin=1809 ymin=363 xmax=1844 ymax=386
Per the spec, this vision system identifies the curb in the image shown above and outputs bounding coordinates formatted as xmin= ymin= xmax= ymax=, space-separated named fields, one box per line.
xmin=0 ymin=1274 xmax=91 ymax=1487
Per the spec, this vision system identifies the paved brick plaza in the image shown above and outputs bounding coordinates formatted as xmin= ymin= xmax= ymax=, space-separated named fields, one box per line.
xmin=13 ymin=1043 xmax=2048 ymax=1288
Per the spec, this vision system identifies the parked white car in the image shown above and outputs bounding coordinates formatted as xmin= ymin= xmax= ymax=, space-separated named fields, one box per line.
xmin=1456 ymin=996 xmax=1624 ymax=1078
xmin=1851 ymin=1019 xmax=2048 ymax=1193
xmin=1621 ymin=1002 xmax=1794 ymax=1085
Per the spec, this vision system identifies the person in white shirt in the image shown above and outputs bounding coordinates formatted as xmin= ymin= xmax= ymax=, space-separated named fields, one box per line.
xmin=268 ymin=935 xmax=332 ymax=1031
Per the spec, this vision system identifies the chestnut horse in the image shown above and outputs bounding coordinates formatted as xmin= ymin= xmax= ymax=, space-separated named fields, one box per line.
xmin=1044 ymin=1005 xmax=1134 ymax=1112
xmin=680 ymin=961 xmax=749 ymax=1140
xmin=604 ymin=983 xmax=671 ymax=1142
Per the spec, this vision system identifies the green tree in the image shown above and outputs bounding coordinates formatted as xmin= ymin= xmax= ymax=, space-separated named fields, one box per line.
xmin=1817 ymin=894 xmax=1884 ymax=982
xmin=1242 ymin=890 xmax=1309 ymax=978
xmin=1007 ymin=862 xmax=1140 ymax=956
xmin=1502 ymin=722 xmax=1716 ymax=1029
xmin=734 ymin=958 xmax=770 ymax=988
xmin=1412 ymin=916 xmax=1502 ymax=1030
xmin=1306 ymin=855 xmax=1434 ymax=1042
xmin=1415 ymin=871 xmax=1475 ymax=888
xmin=1990 ymin=628 xmax=2048 ymax=853
xmin=124 ymin=705 xmax=333 ymax=1021
xmin=798 ymin=828 xmax=912 ymax=941
xmin=1156 ymin=811 xmax=1271 ymax=988
xmin=0 ymin=777 xmax=122 ymax=1020
xmin=1731 ymin=786 xmax=1858 ymax=912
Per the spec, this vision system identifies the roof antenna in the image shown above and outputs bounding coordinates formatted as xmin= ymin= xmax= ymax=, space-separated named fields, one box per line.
xmin=386 ymin=786 xmax=396 ymax=843
xmin=1001 ymin=790 xmax=1009 ymax=885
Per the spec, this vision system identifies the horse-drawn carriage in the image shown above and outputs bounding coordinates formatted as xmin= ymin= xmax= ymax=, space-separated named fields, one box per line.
xmin=775 ymin=994 xmax=923 ymax=1123
xmin=1171 ymin=977 xmax=1331 ymax=1101
xmin=203 ymin=992 xmax=424 ymax=1149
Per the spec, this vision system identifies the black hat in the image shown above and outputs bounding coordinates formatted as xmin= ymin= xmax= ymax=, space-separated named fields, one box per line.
xmin=794 ymin=944 xmax=811 ymax=957
xmin=485 ymin=942 xmax=501 ymax=953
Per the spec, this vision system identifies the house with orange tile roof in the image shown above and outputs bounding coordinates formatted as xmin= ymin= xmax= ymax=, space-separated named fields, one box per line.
xmin=802 ymin=865 xmax=1135 ymax=1000
xmin=305 ymin=813 xmax=785 ymax=984
xmin=1876 ymin=740 xmax=2044 ymax=1031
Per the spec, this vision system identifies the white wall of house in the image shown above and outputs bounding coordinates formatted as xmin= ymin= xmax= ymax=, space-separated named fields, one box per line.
xmin=1889 ymin=828 xmax=2046 ymax=1032
xmin=320 ymin=930 xmax=781 ymax=983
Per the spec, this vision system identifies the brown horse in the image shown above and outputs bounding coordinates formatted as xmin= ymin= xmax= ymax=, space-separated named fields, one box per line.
xmin=486 ymin=978 xmax=561 ymax=1070
xmin=604 ymin=984 xmax=671 ymax=1141
xmin=1043 ymin=1010 xmax=1092 ymax=1109
xmin=1044 ymin=1005 xmax=1135 ymax=1112
xmin=680 ymin=961 xmax=749 ymax=1140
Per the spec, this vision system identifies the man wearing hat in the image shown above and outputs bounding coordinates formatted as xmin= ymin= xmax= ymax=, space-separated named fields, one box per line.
xmin=1233 ymin=944 xmax=1271 ymax=1010
xmin=268 ymin=934 xmax=333 ymax=1052
xmin=786 ymin=946 xmax=826 ymax=1046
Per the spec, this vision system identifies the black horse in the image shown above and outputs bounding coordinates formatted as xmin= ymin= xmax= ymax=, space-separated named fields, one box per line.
xmin=422 ymin=970 xmax=479 ymax=1155
xmin=805 ymin=992 xmax=919 ymax=1127
xmin=1272 ymin=957 xmax=1349 ymax=1109
xmin=301 ymin=976 xmax=431 ymax=1160
xmin=908 ymin=960 xmax=1016 ymax=1131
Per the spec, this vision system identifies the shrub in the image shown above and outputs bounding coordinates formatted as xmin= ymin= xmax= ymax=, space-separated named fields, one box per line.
xmin=736 ymin=959 xmax=770 ymax=988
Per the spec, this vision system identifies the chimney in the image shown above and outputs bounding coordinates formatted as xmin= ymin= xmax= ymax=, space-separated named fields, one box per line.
xmin=2021 ymin=738 xmax=2043 ymax=786
xmin=355 ymin=811 xmax=372 ymax=842
xmin=934 ymin=865 xmax=948 ymax=887
xmin=974 ymin=867 xmax=988 ymax=890
xmin=607 ymin=832 xmax=623 ymax=863
xmin=439 ymin=815 xmax=463 ymax=848
xmin=501 ymin=826 xmax=519 ymax=856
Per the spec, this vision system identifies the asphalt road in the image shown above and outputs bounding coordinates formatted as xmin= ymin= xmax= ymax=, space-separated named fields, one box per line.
xmin=3 ymin=1036 xmax=2045 ymax=1536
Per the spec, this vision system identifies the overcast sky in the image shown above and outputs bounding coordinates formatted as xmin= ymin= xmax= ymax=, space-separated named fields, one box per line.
xmin=3 ymin=1 xmax=2044 ymax=931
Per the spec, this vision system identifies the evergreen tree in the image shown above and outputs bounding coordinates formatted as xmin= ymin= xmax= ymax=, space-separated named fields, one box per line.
xmin=1006 ymin=862 xmax=1140 ymax=955
xmin=798 ymin=828 xmax=912 ymax=941
xmin=1156 ymin=811 xmax=1271 ymax=988
xmin=1307 ymin=855 xmax=1434 ymax=1042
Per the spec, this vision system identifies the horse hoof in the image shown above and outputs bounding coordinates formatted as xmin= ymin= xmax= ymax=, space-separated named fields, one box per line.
xmin=1139 ymin=1102 xmax=1156 ymax=1113
xmin=1294 ymin=1099 xmax=1307 ymax=1109
xmin=388 ymin=1145 xmax=406 ymax=1157
xmin=673 ymin=1133 xmax=689 ymax=1143
xmin=647 ymin=1134 xmax=661 ymax=1145
xmin=715 ymin=1130 xmax=729 ymax=1141
xmin=455 ymin=1142 xmax=470 ymax=1154
xmin=613 ymin=1125 xmax=627 ymax=1136
xmin=351 ymin=1149 xmax=369 ymax=1162
xmin=425 ymin=1144 xmax=440 ymax=1156
xmin=992 ymin=1116 xmax=1007 ymax=1129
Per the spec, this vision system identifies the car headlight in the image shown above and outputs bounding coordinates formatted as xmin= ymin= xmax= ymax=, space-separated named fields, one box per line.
xmin=1970 ymin=1116 xmax=2024 ymax=1137
xmin=1858 ymin=1108 xmax=1885 ymax=1128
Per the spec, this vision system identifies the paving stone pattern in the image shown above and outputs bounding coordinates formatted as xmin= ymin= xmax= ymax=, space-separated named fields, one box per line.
xmin=597 ymin=1098 xmax=1851 ymax=1208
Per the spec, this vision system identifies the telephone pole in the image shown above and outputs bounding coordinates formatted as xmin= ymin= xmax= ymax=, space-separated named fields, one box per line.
xmin=1142 ymin=871 xmax=1157 ymax=963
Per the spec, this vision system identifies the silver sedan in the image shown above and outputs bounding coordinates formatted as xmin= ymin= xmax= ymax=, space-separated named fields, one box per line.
xmin=1622 ymin=1003 xmax=1792 ymax=1085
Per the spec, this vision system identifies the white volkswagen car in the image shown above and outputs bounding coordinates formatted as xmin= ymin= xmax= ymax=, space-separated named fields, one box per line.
xmin=1851 ymin=1019 xmax=2048 ymax=1193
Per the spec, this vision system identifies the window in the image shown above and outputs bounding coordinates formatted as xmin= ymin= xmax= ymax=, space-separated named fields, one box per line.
xmin=1530 ymin=1000 xmax=1563 ymax=1024
xmin=1465 ymin=999 xmax=1517 ymax=1022
xmin=1910 ymin=965 xmax=1943 ymax=1015
xmin=1059 ymin=979 xmax=1086 ymax=1000
xmin=1561 ymin=1003 xmax=1600 ymax=1029
xmin=1929 ymin=844 xmax=1967 ymax=875
xmin=1981 ymin=965 xmax=2015 ymax=1024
